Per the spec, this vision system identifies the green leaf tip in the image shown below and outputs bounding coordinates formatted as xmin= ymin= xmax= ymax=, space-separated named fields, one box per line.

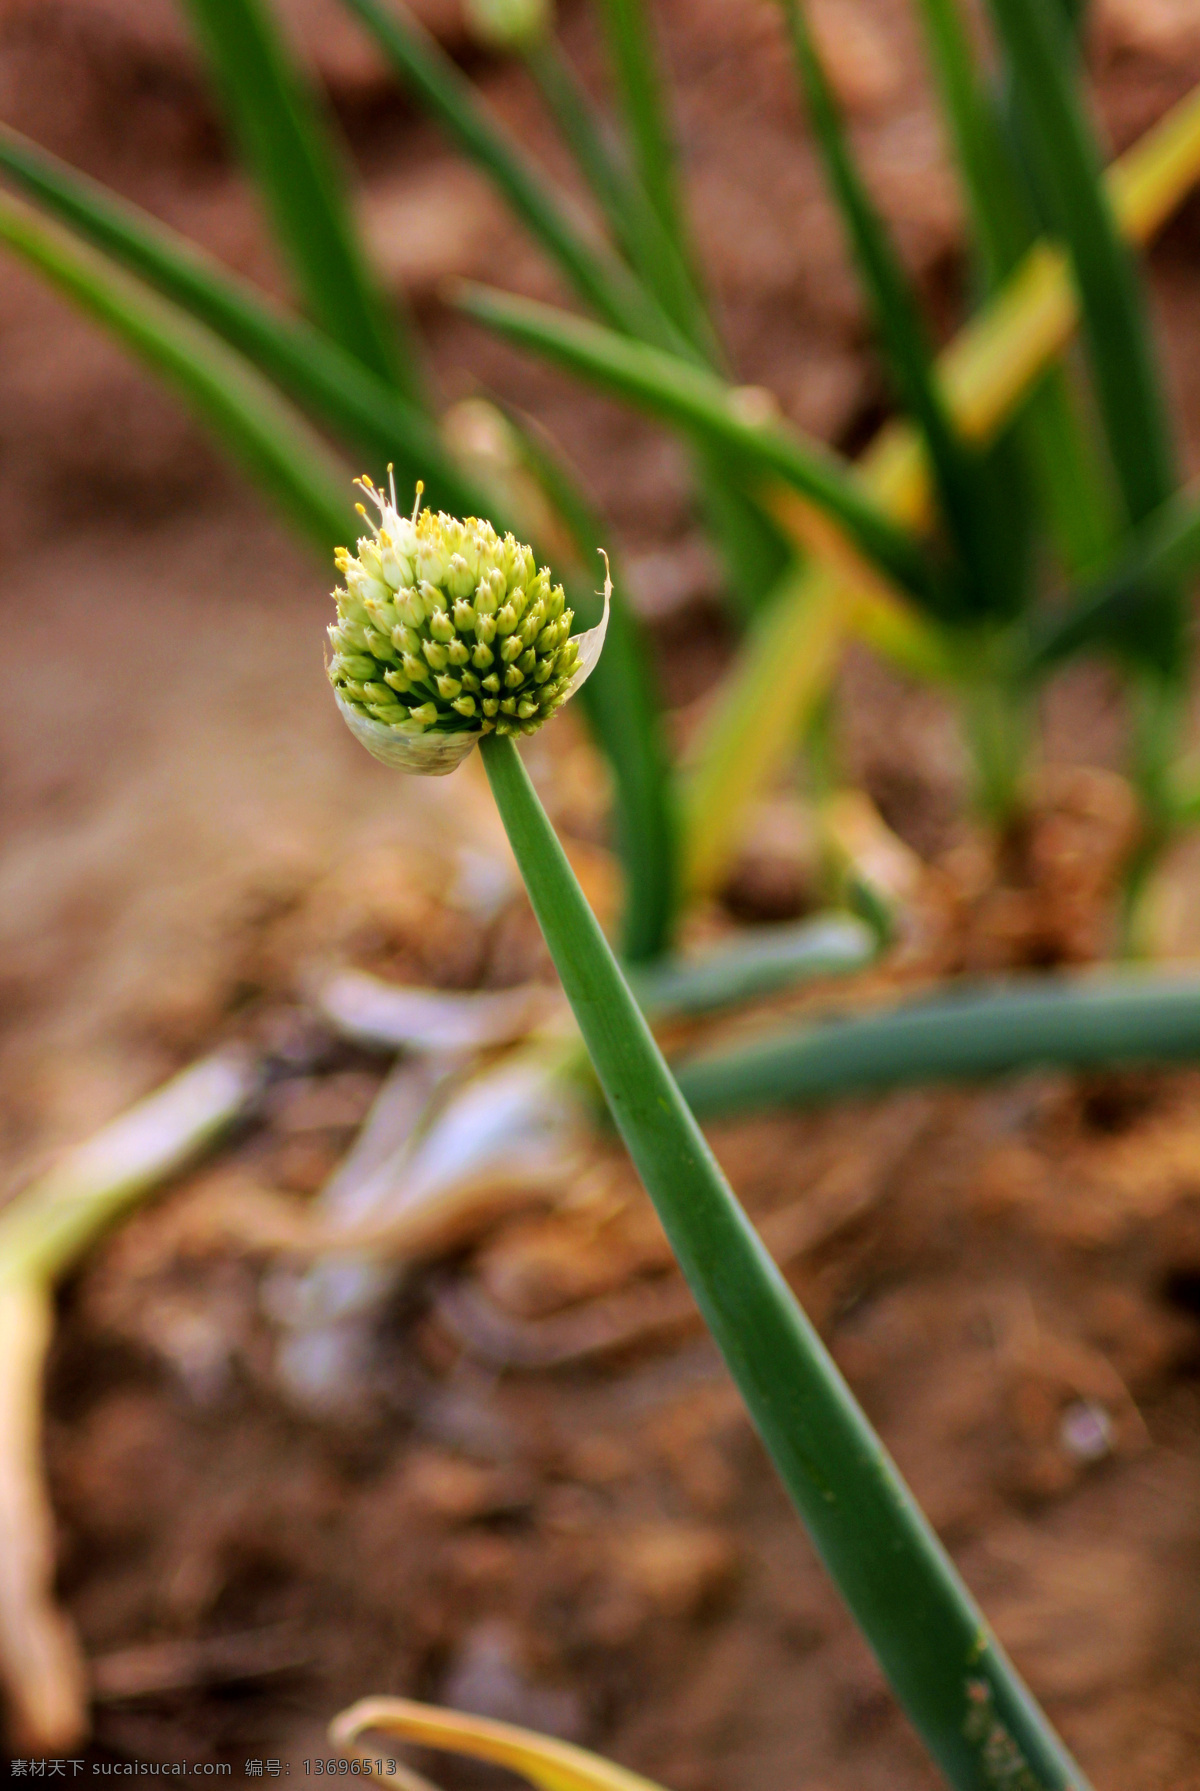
xmin=329 ymin=474 xmax=610 ymax=774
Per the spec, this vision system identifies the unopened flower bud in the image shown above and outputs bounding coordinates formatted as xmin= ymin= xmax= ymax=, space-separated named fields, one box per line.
xmin=396 ymin=587 xmax=424 ymax=628
xmin=328 ymin=473 xmax=609 ymax=775
xmin=476 ymin=568 xmax=505 ymax=616
xmin=332 ymin=651 xmax=377 ymax=682
xmin=363 ymin=627 xmax=397 ymax=661
xmin=446 ymin=554 xmax=475 ymax=600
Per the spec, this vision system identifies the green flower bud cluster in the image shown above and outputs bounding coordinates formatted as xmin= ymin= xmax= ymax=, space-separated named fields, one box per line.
xmin=328 ymin=480 xmax=581 ymax=741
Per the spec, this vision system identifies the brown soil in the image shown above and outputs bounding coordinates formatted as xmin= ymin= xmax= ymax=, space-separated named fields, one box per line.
xmin=3 ymin=1 xmax=1200 ymax=1785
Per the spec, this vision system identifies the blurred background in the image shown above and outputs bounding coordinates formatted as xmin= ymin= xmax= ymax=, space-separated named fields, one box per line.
xmin=2 ymin=0 xmax=1200 ymax=1784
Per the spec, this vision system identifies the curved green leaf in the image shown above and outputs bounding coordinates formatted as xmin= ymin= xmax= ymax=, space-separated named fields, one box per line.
xmin=0 ymin=191 xmax=356 ymax=553
xmin=339 ymin=0 xmax=678 ymax=351
xmin=677 ymin=969 xmax=1200 ymax=1114
xmin=455 ymin=282 xmax=944 ymax=610
xmin=182 ymin=0 xmax=420 ymax=398
xmin=780 ymin=0 xmax=1011 ymax=619
xmin=0 ymin=124 xmax=476 ymax=515
xmin=984 ymin=0 xmax=1177 ymax=530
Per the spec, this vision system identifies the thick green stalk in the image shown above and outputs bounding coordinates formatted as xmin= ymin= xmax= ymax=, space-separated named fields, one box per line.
xmin=479 ymin=730 xmax=1088 ymax=1791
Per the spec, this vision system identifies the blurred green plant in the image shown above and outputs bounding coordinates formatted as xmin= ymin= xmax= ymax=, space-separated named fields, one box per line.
xmin=441 ymin=0 xmax=1200 ymax=930
xmin=7 ymin=0 xmax=1200 ymax=959
xmin=677 ymin=965 xmax=1200 ymax=1115
xmin=0 ymin=0 xmax=675 ymax=962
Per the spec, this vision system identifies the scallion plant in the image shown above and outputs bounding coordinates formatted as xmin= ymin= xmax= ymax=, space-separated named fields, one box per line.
xmin=434 ymin=0 xmax=1200 ymax=932
xmin=328 ymin=483 xmax=1091 ymax=1790
xmin=7 ymin=0 xmax=1200 ymax=963
xmin=3 ymin=0 xmax=1200 ymax=1079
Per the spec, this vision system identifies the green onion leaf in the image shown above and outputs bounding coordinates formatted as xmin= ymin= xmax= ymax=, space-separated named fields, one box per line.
xmin=182 ymin=0 xmax=420 ymax=398
xmin=592 ymin=0 xmax=704 ymax=306
xmin=0 ymin=123 xmax=478 ymax=516
xmin=630 ymin=912 xmax=877 ymax=1015
xmin=455 ymin=282 xmax=945 ymax=611
xmin=524 ymin=33 xmax=719 ymax=365
xmin=339 ymin=0 xmax=679 ymax=351
xmin=779 ymin=0 xmax=1011 ymax=619
xmin=506 ymin=414 xmax=678 ymax=961
xmin=914 ymin=0 xmax=1115 ymax=577
xmin=0 ymin=191 xmax=356 ymax=554
xmin=1024 ymin=480 xmax=1200 ymax=677
xmin=678 ymin=969 xmax=1200 ymax=1115
xmin=984 ymin=0 xmax=1177 ymax=531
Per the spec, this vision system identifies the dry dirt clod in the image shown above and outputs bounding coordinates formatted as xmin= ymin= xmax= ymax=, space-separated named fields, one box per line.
xmin=611 ymin=1524 xmax=741 ymax=1622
